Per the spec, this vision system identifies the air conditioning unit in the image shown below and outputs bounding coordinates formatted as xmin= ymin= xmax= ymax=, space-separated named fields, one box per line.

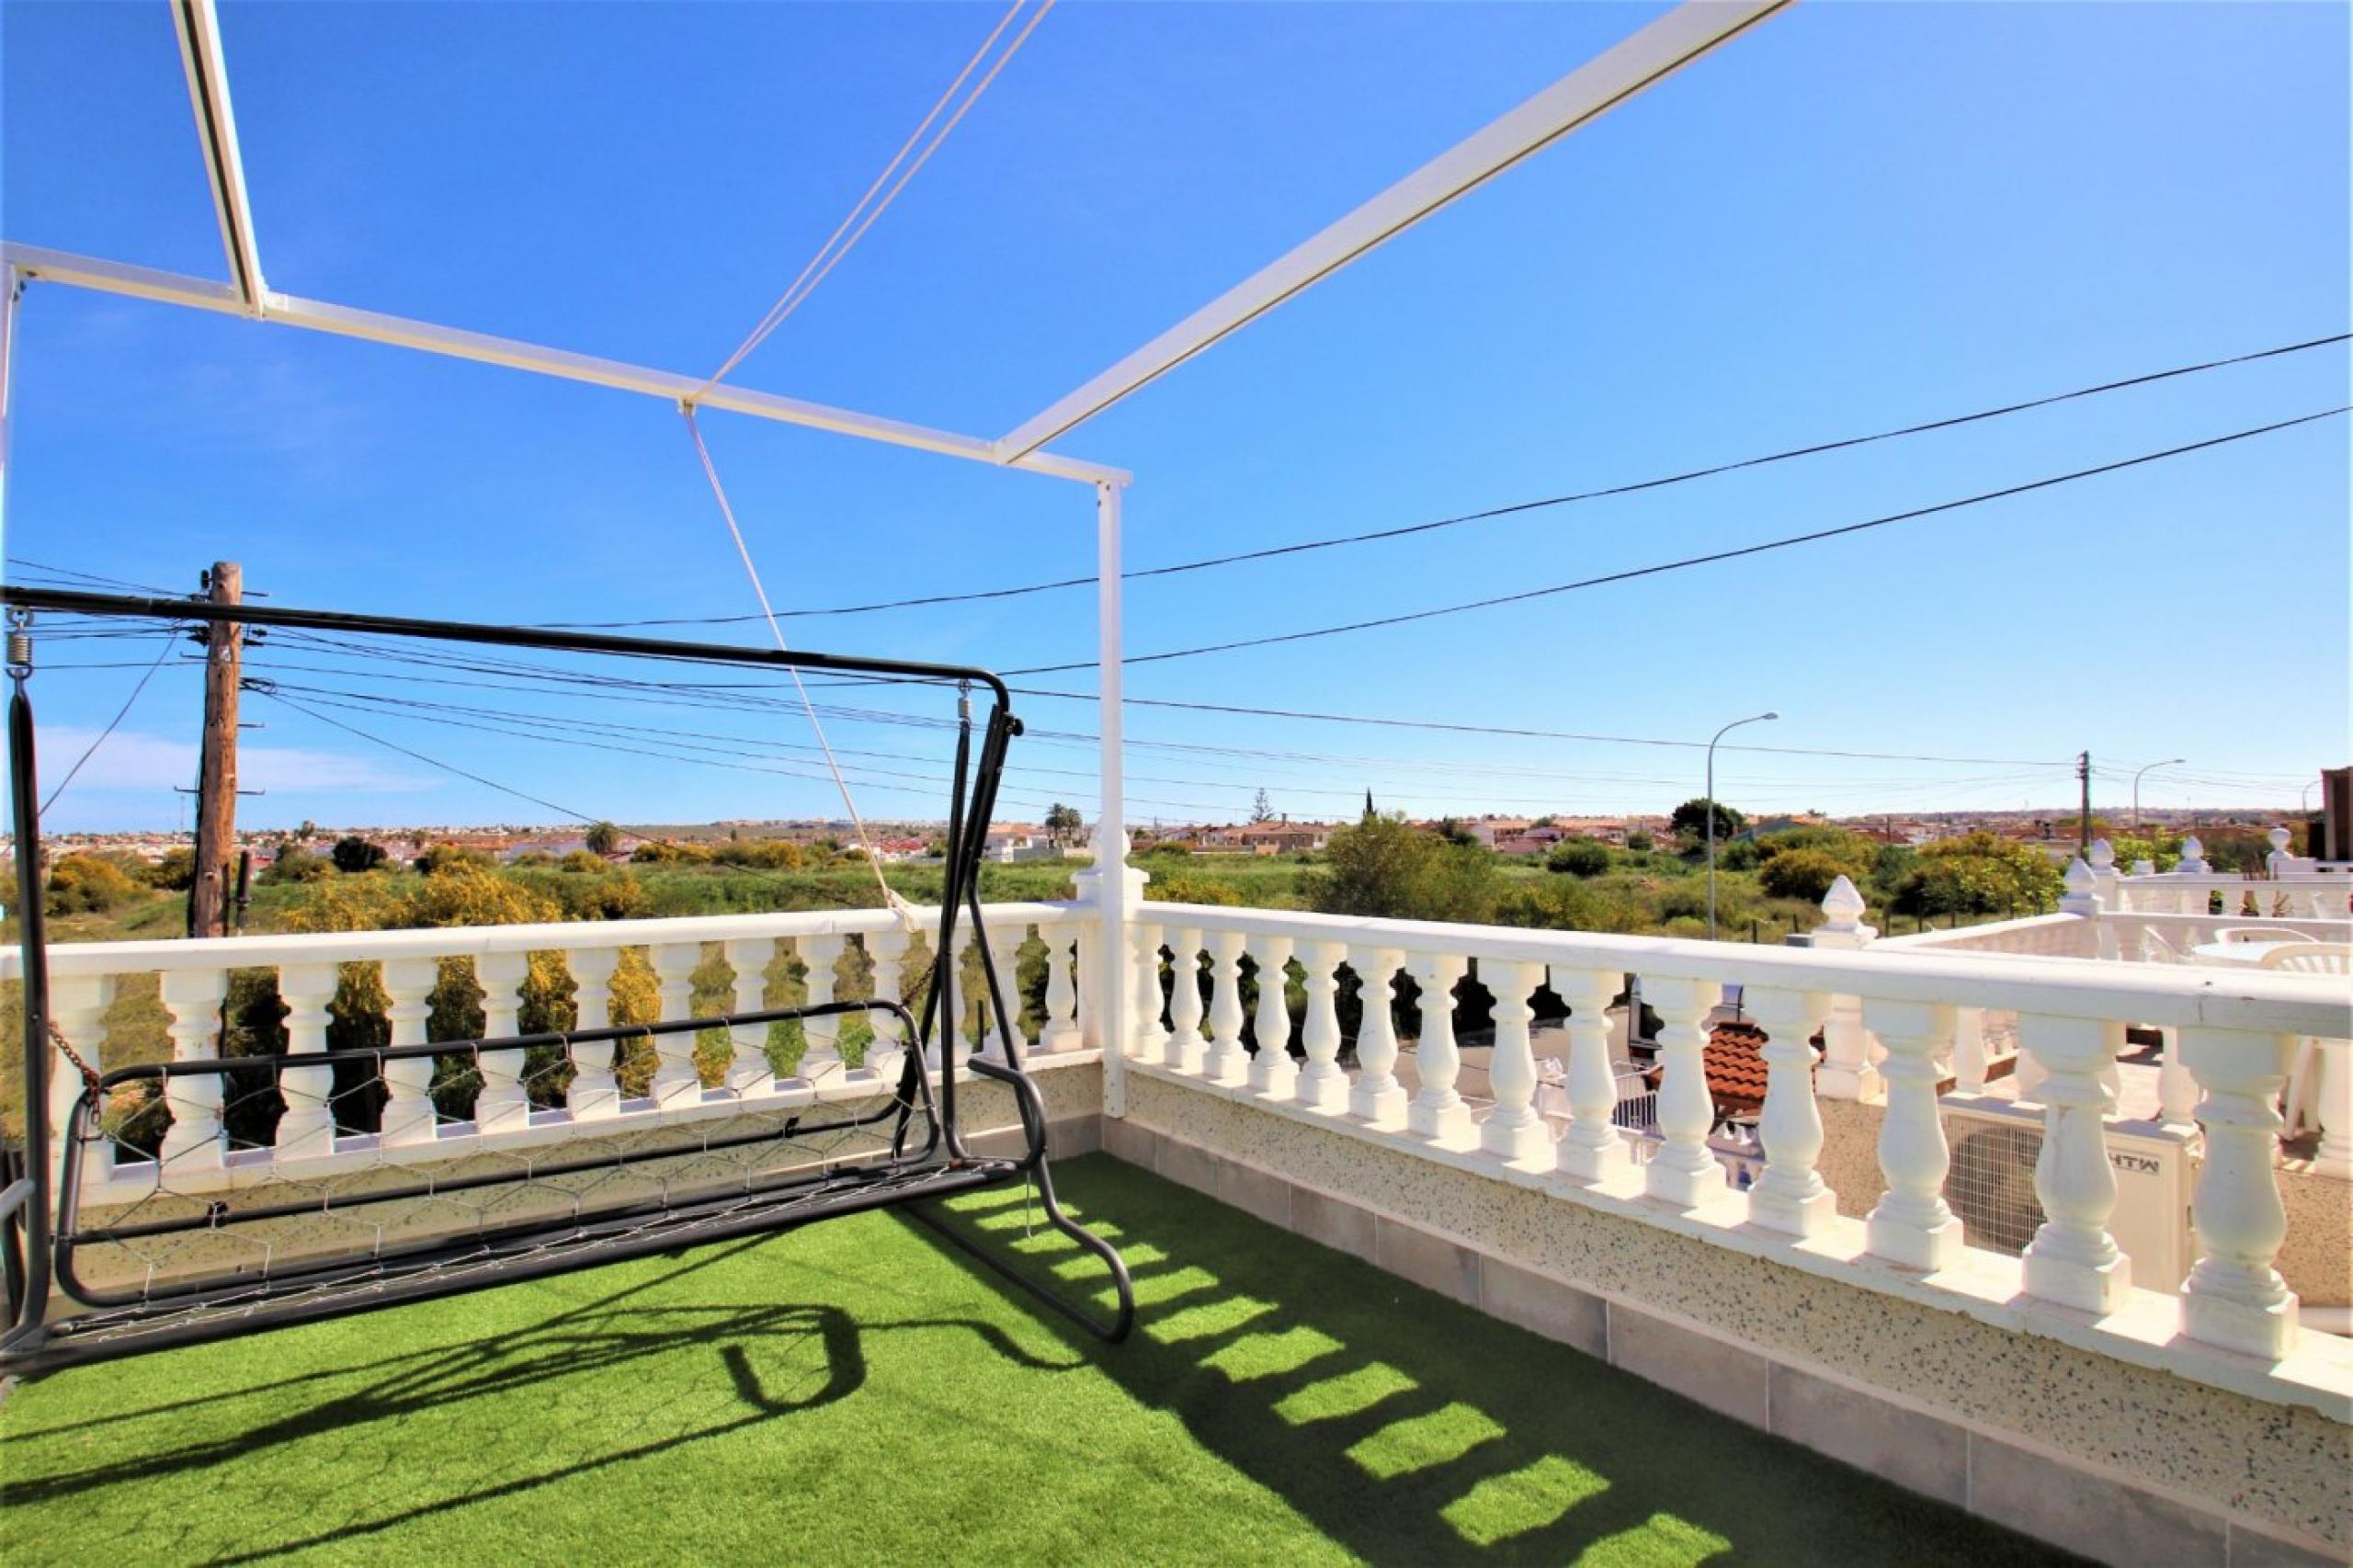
xmin=1940 ymin=1096 xmax=2197 ymax=1292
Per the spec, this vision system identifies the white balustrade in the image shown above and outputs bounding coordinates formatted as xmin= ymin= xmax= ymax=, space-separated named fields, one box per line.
xmin=1247 ymin=937 xmax=1298 ymax=1101
xmin=1406 ymin=952 xmax=1472 ymax=1148
xmin=1347 ymin=945 xmax=1407 ymax=1128
xmin=1165 ymin=927 xmax=1206 ymax=1073
xmin=156 ymin=968 xmax=228 ymax=1173
xmin=472 ymin=951 xmax=531 ymax=1133
xmin=798 ymin=935 xmax=845 ymax=1077
xmin=1642 ymin=975 xmax=1723 ymax=1205
xmin=1479 ymin=959 xmax=1551 ymax=1165
xmin=1295 ymin=941 xmax=1348 ymax=1113
xmin=2313 ymin=1038 xmax=2353 ymax=1181
xmin=49 ymin=975 xmax=115 ymax=1185
xmin=650 ymin=941 xmax=704 ymax=1107
xmin=723 ymin=937 xmax=777 ymax=1096
xmin=1202 ymin=930 xmax=1249 ymax=1085
xmin=1040 ymin=928 xmax=1083 ymax=1054
xmin=379 ymin=956 xmax=441 ymax=1147
xmin=2180 ymin=1026 xmax=2300 ymax=1358
xmin=1950 ymin=1004 xmax=1989 ymax=1094
xmin=1860 ymin=999 xmax=1962 ymax=1268
xmin=1552 ymin=965 xmax=1627 ymax=1181
xmin=1746 ymin=985 xmax=1834 ymax=1234
xmin=566 ymin=946 xmax=624 ymax=1120
xmin=1131 ymin=919 xmax=1170 ymax=1063
xmin=2019 ymin=1014 xmax=2131 ymax=1312
xmin=862 ymin=929 xmax=911 ymax=1085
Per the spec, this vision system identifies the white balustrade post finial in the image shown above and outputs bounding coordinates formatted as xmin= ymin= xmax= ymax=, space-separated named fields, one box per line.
xmin=2176 ymin=835 xmax=2209 ymax=874
xmin=1814 ymin=875 xmax=1875 ymax=945
xmin=1553 ymin=966 xmax=1631 ymax=1183
xmin=1745 ymin=986 xmax=1836 ymax=1235
xmin=1347 ymin=946 xmax=1408 ymax=1129
xmin=1406 ymin=952 xmax=1473 ymax=1148
xmin=2059 ymin=857 xmax=2100 ymax=916
xmin=2178 ymin=1026 xmax=2300 ymax=1358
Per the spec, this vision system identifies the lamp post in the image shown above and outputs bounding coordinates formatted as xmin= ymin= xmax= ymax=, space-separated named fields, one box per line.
xmin=1705 ymin=710 xmax=1778 ymax=940
xmin=2132 ymin=757 xmax=2185 ymax=831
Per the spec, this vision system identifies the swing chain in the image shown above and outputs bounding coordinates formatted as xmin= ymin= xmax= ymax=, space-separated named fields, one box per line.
xmin=46 ymin=1021 xmax=102 ymax=1095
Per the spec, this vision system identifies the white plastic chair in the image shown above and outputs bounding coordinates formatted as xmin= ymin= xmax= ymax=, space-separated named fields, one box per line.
xmin=2259 ymin=942 xmax=2351 ymax=974
xmin=2263 ymin=944 xmax=2350 ymax=1142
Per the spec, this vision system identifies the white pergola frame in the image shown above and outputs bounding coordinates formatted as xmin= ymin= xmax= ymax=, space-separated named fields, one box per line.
xmin=0 ymin=0 xmax=1787 ymax=1110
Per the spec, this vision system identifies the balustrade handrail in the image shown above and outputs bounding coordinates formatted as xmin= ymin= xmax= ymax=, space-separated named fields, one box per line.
xmin=1138 ymin=901 xmax=2353 ymax=1039
xmin=0 ymin=898 xmax=1084 ymax=980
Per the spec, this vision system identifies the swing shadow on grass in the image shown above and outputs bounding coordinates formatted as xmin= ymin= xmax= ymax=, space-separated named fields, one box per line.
xmin=0 ymin=1156 xmax=2080 ymax=1566
xmin=903 ymin=1157 xmax=2081 ymax=1567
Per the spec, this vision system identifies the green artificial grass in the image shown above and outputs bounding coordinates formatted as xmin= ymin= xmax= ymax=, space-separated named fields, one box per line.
xmin=0 ymin=1156 xmax=2075 ymax=1566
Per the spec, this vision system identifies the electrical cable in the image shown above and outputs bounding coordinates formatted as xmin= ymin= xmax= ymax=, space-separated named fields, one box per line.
xmin=36 ymin=631 xmax=182 ymax=815
xmin=1003 ymin=406 xmax=2350 ymax=675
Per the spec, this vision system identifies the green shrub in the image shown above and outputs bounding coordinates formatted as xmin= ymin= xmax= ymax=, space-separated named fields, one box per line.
xmin=46 ymin=853 xmax=142 ymax=915
xmin=1545 ymin=838 xmax=1612 ymax=878
xmin=329 ymin=835 xmax=388 ymax=873
xmin=1757 ymin=848 xmax=1848 ymax=903
xmin=1145 ymin=874 xmax=1244 ymax=907
xmin=1623 ymin=829 xmax=1654 ymax=853
xmin=146 ymin=847 xmax=198 ymax=891
xmin=414 ymin=843 xmax=493 ymax=877
xmin=258 ymin=846 xmax=332 ymax=885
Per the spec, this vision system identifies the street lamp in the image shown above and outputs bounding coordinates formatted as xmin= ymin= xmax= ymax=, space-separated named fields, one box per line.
xmin=2131 ymin=757 xmax=2185 ymax=831
xmin=1706 ymin=710 xmax=1778 ymax=940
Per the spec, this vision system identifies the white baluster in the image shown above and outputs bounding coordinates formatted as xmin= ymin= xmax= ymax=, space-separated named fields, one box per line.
xmin=2313 ymin=1038 xmax=2353 ymax=1181
xmin=49 ymin=975 xmax=116 ymax=1186
xmin=473 ymin=952 xmax=532 ymax=1133
xmin=722 ymin=937 xmax=778 ymax=1096
xmin=2179 ymin=1026 xmax=2300 ymax=1358
xmin=2019 ymin=1014 xmax=2131 ymax=1313
xmin=863 ymin=929 xmax=912 ymax=1087
xmin=1860 ymin=999 xmax=1962 ymax=1267
xmin=1406 ymin=952 xmax=1472 ymax=1148
xmin=1347 ymin=945 xmax=1407 ymax=1129
xmin=798 ymin=935 xmax=846 ymax=1078
xmin=648 ymin=941 xmax=704 ymax=1108
xmin=1040 ymin=926 xmax=1083 ymax=1054
xmin=566 ymin=946 xmax=623 ymax=1120
xmin=1295 ymin=941 xmax=1348 ymax=1113
xmin=1552 ymin=965 xmax=1627 ymax=1180
xmin=2155 ymin=1028 xmax=2199 ymax=1130
xmin=1131 ymin=920 xmax=1170 ymax=1063
xmin=965 ymin=931 xmax=1011 ymax=1064
xmin=379 ymin=956 xmax=441 ymax=1147
xmin=1165 ymin=927 xmax=1206 ymax=1073
xmin=1642 ymin=976 xmax=1725 ymax=1207
xmin=1479 ymin=959 xmax=1550 ymax=1165
xmin=1746 ymin=986 xmax=1836 ymax=1235
xmin=1247 ymin=937 xmax=1298 ymax=1102
xmin=267 ymin=963 xmax=338 ymax=1162
xmin=927 ymin=933 xmax=959 ymax=1071
xmin=158 ymin=969 xmax=227 ymax=1174
xmin=1202 ymin=930 xmax=1250 ymax=1085
xmin=1950 ymin=1005 xmax=1989 ymax=1095
xmin=1815 ymin=995 xmax=1880 ymax=1101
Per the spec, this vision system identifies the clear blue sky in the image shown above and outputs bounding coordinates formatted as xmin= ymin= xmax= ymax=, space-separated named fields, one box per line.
xmin=4 ymin=2 xmax=2346 ymax=835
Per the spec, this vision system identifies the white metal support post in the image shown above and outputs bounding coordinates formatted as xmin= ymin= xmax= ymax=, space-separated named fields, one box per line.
xmin=171 ymin=0 xmax=267 ymax=315
xmin=1091 ymin=477 xmax=1134 ymax=1115
xmin=0 ymin=265 xmax=19 ymax=561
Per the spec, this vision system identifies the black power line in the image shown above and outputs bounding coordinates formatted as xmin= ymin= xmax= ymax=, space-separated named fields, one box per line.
xmin=530 ymin=332 xmax=2349 ymax=631
xmin=1004 ymin=406 xmax=2348 ymax=675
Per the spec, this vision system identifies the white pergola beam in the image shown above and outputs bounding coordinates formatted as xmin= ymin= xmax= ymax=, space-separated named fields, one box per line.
xmin=1 ymin=244 xmax=1126 ymax=486
xmin=172 ymin=0 xmax=267 ymax=314
xmin=995 ymin=0 xmax=1791 ymax=462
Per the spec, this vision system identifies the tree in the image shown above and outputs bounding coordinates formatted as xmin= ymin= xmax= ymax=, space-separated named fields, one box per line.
xmin=1669 ymin=797 xmax=1744 ymax=847
xmin=414 ymin=842 xmax=493 ymax=877
xmin=1891 ymin=832 xmax=2063 ymax=916
xmin=1623 ymin=829 xmax=1654 ymax=853
xmin=1545 ymin=837 xmax=1612 ymax=878
xmin=146 ymin=846 xmax=199 ymax=891
xmin=258 ymin=846 xmax=333 ymax=885
xmin=330 ymin=835 xmax=388 ymax=874
xmin=584 ymin=821 xmax=623 ymax=857
xmin=46 ymin=854 xmax=142 ymax=915
xmin=1250 ymin=789 xmax=1275 ymax=824
xmin=1758 ymin=848 xmax=1849 ymax=903
xmin=1434 ymin=817 xmax=1480 ymax=848
xmin=1044 ymin=801 xmax=1086 ymax=847
xmin=1310 ymin=813 xmax=1498 ymax=924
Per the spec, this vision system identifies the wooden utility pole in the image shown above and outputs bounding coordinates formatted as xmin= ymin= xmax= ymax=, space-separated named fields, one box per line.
xmin=2075 ymin=750 xmax=2092 ymax=854
xmin=190 ymin=561 xmax=243 ymax=939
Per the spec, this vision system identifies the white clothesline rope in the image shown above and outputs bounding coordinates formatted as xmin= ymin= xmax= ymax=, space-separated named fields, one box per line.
xmin=680 ymin=404 xmax=918 ymax=927
xmin=691 ymin=0 xmax=1053 ymax=402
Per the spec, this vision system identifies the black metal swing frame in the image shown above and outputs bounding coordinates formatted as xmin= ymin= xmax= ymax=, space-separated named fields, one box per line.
xmin=0 ymin=585 xmax=1133 ymax=1374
